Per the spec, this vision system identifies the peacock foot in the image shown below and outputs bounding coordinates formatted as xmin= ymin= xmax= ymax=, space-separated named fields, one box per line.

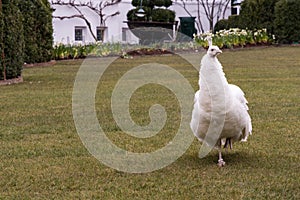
xmin=217 ymin=159 xmax=226 ymax=167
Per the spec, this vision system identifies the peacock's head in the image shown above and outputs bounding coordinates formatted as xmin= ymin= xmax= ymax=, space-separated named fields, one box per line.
xmin=207 ymin=45 xmax=222 ymax=57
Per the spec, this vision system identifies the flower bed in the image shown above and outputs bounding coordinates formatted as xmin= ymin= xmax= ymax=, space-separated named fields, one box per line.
xmin=52 ymin=42 xmax=201 ymax=60
xmin=53 ymin=42 xmax=124 ymax=60
xmin=52 ymin=29 xmax=275 ymax=60
xmin=194 ymin=28 xmax=275 ymax=49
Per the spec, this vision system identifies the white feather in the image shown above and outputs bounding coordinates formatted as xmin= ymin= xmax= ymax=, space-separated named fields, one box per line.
xmin=190 ymin=44 xmax=252 ymax=165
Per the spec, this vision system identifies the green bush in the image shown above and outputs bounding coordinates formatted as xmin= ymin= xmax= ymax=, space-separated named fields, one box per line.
xmin=214 ymin=19 xmax=230 ymax=33
xmin=132 ymin=0 xmax=172 ymax=8
xmin=155 ymin=0 xmax=172 ymax=7
xmin=132 ymin=0 xmax=153 ymax=8
xmin=214 ymin=15 xmax=240 ymax=33
xmin=18 ymin=0 xmax=53 ymax=64
xmin=0 ymin=0 xmax=53 ymax=80
xmin=0 ymin=0 xmax=24 ymax=80
xmin=128 ymin=0 xmax=174 ymax=22
xmin=0 ymin=8 xmax=3 ymax=77
xmin=152 ymin=8 xmax=175 ymax=22
xmin=274 ymin=0 xmax=300 ymax=43
xmin=215 ymin=0 xmax=279 ymax=34
xmin=227 ymin=15 xmax=240 ymax=29
xmin=238 ymin=0 xmax=279 ymax=33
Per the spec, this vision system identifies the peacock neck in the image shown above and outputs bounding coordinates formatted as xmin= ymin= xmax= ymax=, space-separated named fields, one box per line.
xmin=199 ymin=55 xmax=229 ymax=88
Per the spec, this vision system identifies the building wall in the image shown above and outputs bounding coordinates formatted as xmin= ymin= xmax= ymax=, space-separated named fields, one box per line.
xmin=51 ymin=0 xmax=239 ymax=44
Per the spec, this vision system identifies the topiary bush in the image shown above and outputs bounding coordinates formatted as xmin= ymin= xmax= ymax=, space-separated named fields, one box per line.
xmin=214 ymin=15 xmax=240 ymax=33
xmin=151 ymin=8 xmax=175 ymax=22
xmin=127 ymin=0 xmax=174 ymax=22
xmin=214 ymin=19 xmax=230 ymax=33
xmin=0 ymin=0 xmax=54 ymax=80
xmin=274 ymin=0 xmax=300 ymax=44
xmin=215 ymin=0 xmax=279 ymax=34
xmin=18 ymin=0 xmax=53 ymax=64
xmin=0 ymin=5 xmax=3 ymax=78
xmin=0 ymin=0 xmax=24 ymax=80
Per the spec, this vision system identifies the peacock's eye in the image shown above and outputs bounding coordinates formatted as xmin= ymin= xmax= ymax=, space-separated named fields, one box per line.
xmin=211 ymin=49 xmax=214 ymax=51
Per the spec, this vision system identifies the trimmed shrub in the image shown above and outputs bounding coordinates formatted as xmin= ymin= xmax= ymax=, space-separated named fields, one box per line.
xmin=227 ymin=15 xmax=240 ymax=29
xmin=128 ymin=0 xmax=174 ymax=22
xmin=215 ymin=0 xmax=279 ymax=34
xmin=152 ymin=8 xmax=175 ymax=22
xmin=18 ymin=0 xmax=53 ymax=64
xmin=238 ymin=0 xmax=279 ymax=33
xmin=132 ymin=0 xmax=172 ymax=8
xmin=214 ymin=19 xmax=230 ymax=33
xmin=0 ymin=0 xmax=24 ymax=80
xmin=214 ymin=15 xmax=240 ymax=33
xmin=274 ymin=0 xmax=300 ymax=43
xmin=0 ymin=6 xmax=3 ymax=77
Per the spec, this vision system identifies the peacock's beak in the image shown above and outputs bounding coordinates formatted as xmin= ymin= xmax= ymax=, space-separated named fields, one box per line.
xmin=217 ymin=49 xmax=222 ymax=54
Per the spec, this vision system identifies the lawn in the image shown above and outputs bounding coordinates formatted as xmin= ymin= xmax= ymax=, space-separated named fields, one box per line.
xmin=0 ymin=46 xmax=299 ymax=199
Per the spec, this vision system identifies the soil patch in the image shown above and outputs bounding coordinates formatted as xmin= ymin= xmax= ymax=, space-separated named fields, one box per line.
xmin=124 ymin=48 xmax=174 ymax=57
xmin=23 ymin=60 xmax=56 ymax=68
xmin=0 ymin=76 xmax=23 ymax=86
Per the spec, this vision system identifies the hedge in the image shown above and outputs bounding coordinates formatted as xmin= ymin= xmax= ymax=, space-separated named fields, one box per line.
xmin=0 ymin=0 xmax=53 ymax=80
xmin=214 ymin=0 xmax=300 ymax=44
xmin=274 ymin=0 xmax=300 ymax=43
xmin=128 ymin=0 xmax=174 ymax=22
xmin=18 ymin=0 xmax=53 ymax=64
xmin=238 ymin=0 xmax=279 ymax=34
xmin=0 ymin=0 xmax=24 ymax=80
xmin=214 ymin=15 xmax=240 ymax=33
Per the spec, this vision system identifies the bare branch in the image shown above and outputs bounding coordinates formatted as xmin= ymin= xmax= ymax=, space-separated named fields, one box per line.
xmin=53 ymin=14 xmax=84 ymax=20
xmin=222 ymin=0 xmax=231 ymax=19
xmin=51 ymin=0 xmax=121 ymax=41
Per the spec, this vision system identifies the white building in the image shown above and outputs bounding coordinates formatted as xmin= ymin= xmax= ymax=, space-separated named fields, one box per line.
xmin=50 ymin=0 xmax=242 ymax=44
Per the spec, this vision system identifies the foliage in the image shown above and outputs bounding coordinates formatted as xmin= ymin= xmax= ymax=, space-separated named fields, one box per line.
xmin=0 ymin=0 xmax=53 ymax=80
xmin=194 ymin=28 xmax=273 ymax=49
xmin=151 ymin=8 xmax=175 ymax=22
xmin=53 ymin=43 xmax=123 ymax=59
xmin=214 ymin=19 xmax=230 ymax=33
xmin=274 ymin=0 xmax=300 ymax=44
xmin=18 ymin=0 xmax=53 ymax=64
xmin=238 ymin=0 xmax=279 ymax=34
xmin=0 ymin=6 xmax=3 ymax=77
xmin=224 ymin=0 xmax=300 ymax=44
xmin=131 ymin=0 xmax=172 ymax=8
xmin=0 ymin=0 xmax=24 ymax=80
xmin=128 ymin=0 xmax=174 ymax=22
xmin=52 ymin=41 xmax=204 ymax=60
xmin=214 ymin=0 xmax=279 ymax=35
xmin=214 ymin=15 xmax=240 ymax=33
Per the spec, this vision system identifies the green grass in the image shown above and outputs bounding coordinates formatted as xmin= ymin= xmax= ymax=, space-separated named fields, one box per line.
xmin=0 ymin=47 xmax=299 ymax=199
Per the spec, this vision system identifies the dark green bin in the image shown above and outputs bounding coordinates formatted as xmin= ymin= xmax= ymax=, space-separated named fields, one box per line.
xmin=178 ymin=17 xmax=197 ymax=41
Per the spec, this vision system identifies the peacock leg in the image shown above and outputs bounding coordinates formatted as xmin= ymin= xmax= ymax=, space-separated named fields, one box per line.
xmin=217 ymin=140 xmax=226 ymax=167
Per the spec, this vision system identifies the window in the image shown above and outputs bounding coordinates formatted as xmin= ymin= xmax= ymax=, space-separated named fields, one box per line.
xmin=75 ymin=28 xmax=83 ymax=41
xmin=232 ymin=7 xmax=238 ymax=15
xmin=122 ymin=28 xmax=133 ymax=43
xmin=122 ymin=28 xmax=128 ymax=42
xmin=97 ymin=27 xmax=106 ymax=41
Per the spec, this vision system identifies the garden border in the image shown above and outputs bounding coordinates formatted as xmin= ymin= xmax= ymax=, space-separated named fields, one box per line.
xmin=0 ymin=76 xmax=23 ymax=86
